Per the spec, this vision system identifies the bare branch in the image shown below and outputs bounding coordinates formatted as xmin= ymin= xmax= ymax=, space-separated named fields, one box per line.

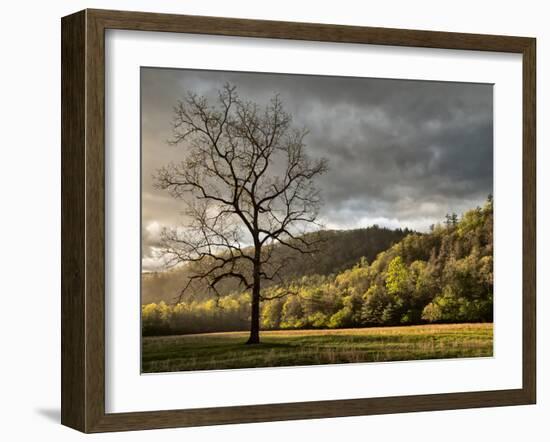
xmin=152 ymin=84 xmax=328 ymax=324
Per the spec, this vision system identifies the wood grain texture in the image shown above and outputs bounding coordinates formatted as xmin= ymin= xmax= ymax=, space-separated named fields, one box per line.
xmin=60 ymin=8 xmax=537 ymax=433
xmin=85 ymin=9 xmax=107 ymax=432
xmin=522 ymin=38 xmax=537 ymax=402
xmin=61 ymin=10 xmax=86 ymax=432
xmin=89 ymin=8 xmax=532 ymax=52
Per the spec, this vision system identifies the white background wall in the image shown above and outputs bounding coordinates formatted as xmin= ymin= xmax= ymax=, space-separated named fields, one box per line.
xmin=0 ymin=1 xmax=546 ymax=440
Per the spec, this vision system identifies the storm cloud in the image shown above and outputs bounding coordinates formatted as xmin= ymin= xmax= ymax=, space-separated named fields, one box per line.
xmin=141 ymin=68 xmax=493 ymax=270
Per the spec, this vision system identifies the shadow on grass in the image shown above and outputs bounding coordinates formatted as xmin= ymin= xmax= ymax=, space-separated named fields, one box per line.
xmin=142 ymin=324 xmax=494 ymax=372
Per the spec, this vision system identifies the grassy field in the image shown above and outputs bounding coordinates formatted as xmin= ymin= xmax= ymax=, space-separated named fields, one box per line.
xmin=142 ymin=323 xmax=493 ymax=373
xmin=142 ymin=324 xmax=493 ymax=373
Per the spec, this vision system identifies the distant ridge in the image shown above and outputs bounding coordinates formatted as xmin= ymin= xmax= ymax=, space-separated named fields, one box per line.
xmin=142 ymin=225 xmax=411 ymax=304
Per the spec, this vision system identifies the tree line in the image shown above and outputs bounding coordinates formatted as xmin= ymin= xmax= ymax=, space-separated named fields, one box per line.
xmin=142 ymin=196 xmax=493 ymax=336
xmin=141 ymin=226 xmax=409 ymax=304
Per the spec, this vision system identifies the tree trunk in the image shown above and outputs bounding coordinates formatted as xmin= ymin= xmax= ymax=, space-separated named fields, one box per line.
xmin=246 ymin=260 xmax=261 ymax=345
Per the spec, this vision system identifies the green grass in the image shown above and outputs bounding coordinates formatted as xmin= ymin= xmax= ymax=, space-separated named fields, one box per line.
xmin=141 ymin=323 xmax=493 ymax=373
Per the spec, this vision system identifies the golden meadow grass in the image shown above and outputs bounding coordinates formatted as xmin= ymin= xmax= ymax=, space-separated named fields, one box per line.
xmin=142 ymin=323 xmax=493 ymax=373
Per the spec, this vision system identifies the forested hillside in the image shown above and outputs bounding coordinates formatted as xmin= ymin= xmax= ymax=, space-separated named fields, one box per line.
xmin=142 ymin=225 xmax=409 ymax=304
xmin=142 ymin=197 xmax=493 ymax=336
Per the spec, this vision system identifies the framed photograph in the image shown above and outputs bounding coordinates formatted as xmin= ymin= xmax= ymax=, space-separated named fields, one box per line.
xmin=61 ymin=9 xmax=536 ymax=433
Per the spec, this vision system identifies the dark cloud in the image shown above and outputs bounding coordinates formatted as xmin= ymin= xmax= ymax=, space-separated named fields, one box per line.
xmin=141 ymin=67 xmax=493 ymax=269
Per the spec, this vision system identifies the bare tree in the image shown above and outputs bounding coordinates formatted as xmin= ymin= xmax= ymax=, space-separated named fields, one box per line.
xmin=154 ymin=84 xmax=328 ymax=344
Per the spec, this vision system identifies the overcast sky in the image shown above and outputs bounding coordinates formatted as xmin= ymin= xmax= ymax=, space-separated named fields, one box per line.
xmin=141 ymin=67 xmax=493 ymax=271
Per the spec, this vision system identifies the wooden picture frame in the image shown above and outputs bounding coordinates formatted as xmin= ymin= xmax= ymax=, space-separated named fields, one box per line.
xmin=61 ymin=8 xmax=536 ymax=433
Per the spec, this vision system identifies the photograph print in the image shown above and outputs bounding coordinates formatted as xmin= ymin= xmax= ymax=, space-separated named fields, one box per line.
xmin=141 ymin=68 xmax=494 ymax=373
